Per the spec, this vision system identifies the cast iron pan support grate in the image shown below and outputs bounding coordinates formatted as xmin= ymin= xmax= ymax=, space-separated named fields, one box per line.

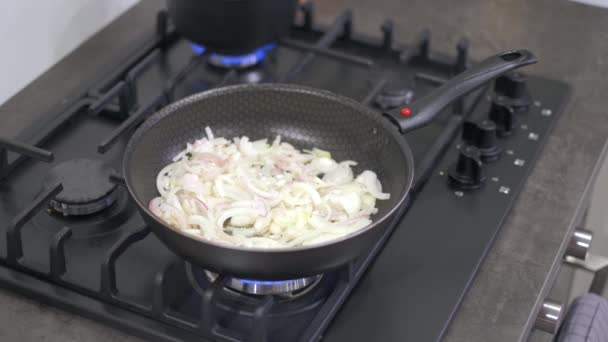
xmin=0 ymin=137 xmax=53 ymax=180
xmin=49 ymin=226 xmax=72 ymax=280
xmin=6 ymin=182 xmax=63 ymax=265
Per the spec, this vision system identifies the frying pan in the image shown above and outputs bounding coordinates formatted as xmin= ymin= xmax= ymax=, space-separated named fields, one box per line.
xmin=123 ymin=50 xmax=536 ymax=280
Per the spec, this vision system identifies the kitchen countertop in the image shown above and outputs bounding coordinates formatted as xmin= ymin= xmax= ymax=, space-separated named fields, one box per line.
xmin=1 ymin=0 xmax=607 ymax=341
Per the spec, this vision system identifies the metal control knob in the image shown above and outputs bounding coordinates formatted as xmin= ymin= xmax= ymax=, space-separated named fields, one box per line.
xmin=375 ymin=79 xmax=415 ymax=110
xmin=535 ymin=299 xmax=563 ymax=334
xmin=462 ymin=120 xmax=502 ymax=162
xmin=448 ymin=145 xmax=485 ymax=190
xmin=495 ymin=72 xmax=527 ymax=98
xmin=489 ymin=97 xmax=515 ymax=137
xmin=494 ymin=72 xmax=531 ymax=112
xmin=566 ymin=229 xmax=593 ymax=261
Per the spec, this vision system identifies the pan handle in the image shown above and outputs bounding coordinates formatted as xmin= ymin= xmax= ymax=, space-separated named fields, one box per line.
xmin=383 ymin=49 xmax=537 ymax=133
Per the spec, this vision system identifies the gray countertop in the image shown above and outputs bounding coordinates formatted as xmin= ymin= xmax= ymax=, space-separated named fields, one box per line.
xmin=1 ymin=0 xmax=608 ymax=341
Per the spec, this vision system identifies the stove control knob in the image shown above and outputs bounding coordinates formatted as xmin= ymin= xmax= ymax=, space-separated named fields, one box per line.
xmin=494 ymin=72 xmax=531 ymax=112
xmin=535 ymin=299 xmax=563 ymax=334
xmin=495 ymin=72 xmax=526 ymax=98
xmin=489 ymin=97 xmax=515 ymax=137
xmin=448 ymin=145 xmax=485 ymax=190
xmin=375 ymin=79 xmax=415 ymax=110
xmin=462 ymin=120 xmax=502 ymax=162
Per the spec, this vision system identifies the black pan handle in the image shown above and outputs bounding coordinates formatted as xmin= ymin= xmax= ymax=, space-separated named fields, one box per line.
xmin=383 ymin=49 xmax=537 ymax=133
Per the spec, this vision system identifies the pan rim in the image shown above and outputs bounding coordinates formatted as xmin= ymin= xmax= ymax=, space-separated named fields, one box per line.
xmin=123 ymin=83 xmax=414 ymax=254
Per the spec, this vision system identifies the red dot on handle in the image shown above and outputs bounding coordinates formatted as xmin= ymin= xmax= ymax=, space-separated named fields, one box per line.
xmin=400 ymin=107 xmax=412 ymax=117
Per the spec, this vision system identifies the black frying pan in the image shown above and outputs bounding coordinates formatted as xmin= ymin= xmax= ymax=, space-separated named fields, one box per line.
xmin=123 ymin=50 xmax=536 ymax=280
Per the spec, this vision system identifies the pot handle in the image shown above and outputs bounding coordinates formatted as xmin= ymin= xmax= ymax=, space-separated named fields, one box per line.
xmin=383 ymin=49 xmax=537 ymax=133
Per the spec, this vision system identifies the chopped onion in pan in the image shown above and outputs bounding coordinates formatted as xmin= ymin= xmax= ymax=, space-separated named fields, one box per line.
xmin=149 ymin=127 xmax=390 ymax=248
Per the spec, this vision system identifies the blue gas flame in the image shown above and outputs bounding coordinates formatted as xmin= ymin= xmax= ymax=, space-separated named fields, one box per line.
xmin=191 ymin=42 xmax=277 ymax=68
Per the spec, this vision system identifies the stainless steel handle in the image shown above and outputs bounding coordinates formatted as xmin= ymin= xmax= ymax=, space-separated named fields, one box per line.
xmin=534 ymin=299 xmax=563 ymax=334
xmin=565 ymin=228 xmax=593 ymax=260
xmin=563 ymin=227 xmax=608 ymax=297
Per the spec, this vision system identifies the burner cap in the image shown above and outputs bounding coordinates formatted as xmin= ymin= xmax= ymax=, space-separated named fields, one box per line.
xmin=375 ymin=78 xmax=415 ymax=110
xmin=43 ymin=159 xmax=118 ymax=216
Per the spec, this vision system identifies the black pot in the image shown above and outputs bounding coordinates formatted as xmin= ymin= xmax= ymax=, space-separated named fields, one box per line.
xmin=167 ymin=0 xmax=298 ymax=55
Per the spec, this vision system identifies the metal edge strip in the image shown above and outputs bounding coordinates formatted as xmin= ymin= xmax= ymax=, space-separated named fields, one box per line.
xmin=518 ymin=89 xmax=608 ymax=341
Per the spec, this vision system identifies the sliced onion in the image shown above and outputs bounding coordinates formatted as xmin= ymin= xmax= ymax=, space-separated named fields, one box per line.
xmin=239 ymin=136 xmax=258 ymax=156
xmin=310 ymin=157 xmax=337 ymax=173
xmin=216 ymin=208 xmax=264 ymax=228
xmin=241 ymin=176 xmax=278 ymax=199
xmin=148 ymin=197 xmax=164 ymax=217
xmin=150 ymin=127 xmax=389 ymax=248
xmin=356 ymin=170 xmax=390 ymax=200
xmin=323 ymin=163 xmax=354 ymax=185
xmin=205 ymin=126 xmax=214 ymax=140
xmin=193 ymin=195 xmax=208 ymax=211
xmin=156 ymin=164 xmax=176 ymax=196
xmin=292 ymin=182 xmax=322 ymax=205
xmin=192 ymin=152 xmax=226 ymax=166
xmin=337 ymin=192 xmax=361 ymax=216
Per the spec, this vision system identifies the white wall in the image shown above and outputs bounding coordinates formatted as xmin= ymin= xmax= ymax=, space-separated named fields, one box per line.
xmin=571 ymin=0 xmax=608 ymax=7
xmin=0 ymin=0 xmax=139 ymax=106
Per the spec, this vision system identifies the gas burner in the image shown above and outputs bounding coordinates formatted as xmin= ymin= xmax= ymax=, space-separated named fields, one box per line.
xmin=203 ymin=271 xmax=323 ymax=296
xmin=375 ymin=78 xmax=415 ymax=110
xmin=42 ymin=159 xmax=118 ymax=216
xmin=192 ymin=42 xmax=277 ymax=69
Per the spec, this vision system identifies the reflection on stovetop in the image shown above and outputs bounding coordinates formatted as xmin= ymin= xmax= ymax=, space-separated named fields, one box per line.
xmin=0 ymin=4 xmax=569 ymax=342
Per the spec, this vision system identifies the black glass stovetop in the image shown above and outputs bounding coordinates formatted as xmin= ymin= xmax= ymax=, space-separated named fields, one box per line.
xmin=0 ymin=5 xmax=570 ymax=342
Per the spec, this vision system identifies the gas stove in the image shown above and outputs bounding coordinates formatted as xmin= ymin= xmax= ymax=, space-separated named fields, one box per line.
xmin=0 ymin=4 xmax=570 ymax=342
